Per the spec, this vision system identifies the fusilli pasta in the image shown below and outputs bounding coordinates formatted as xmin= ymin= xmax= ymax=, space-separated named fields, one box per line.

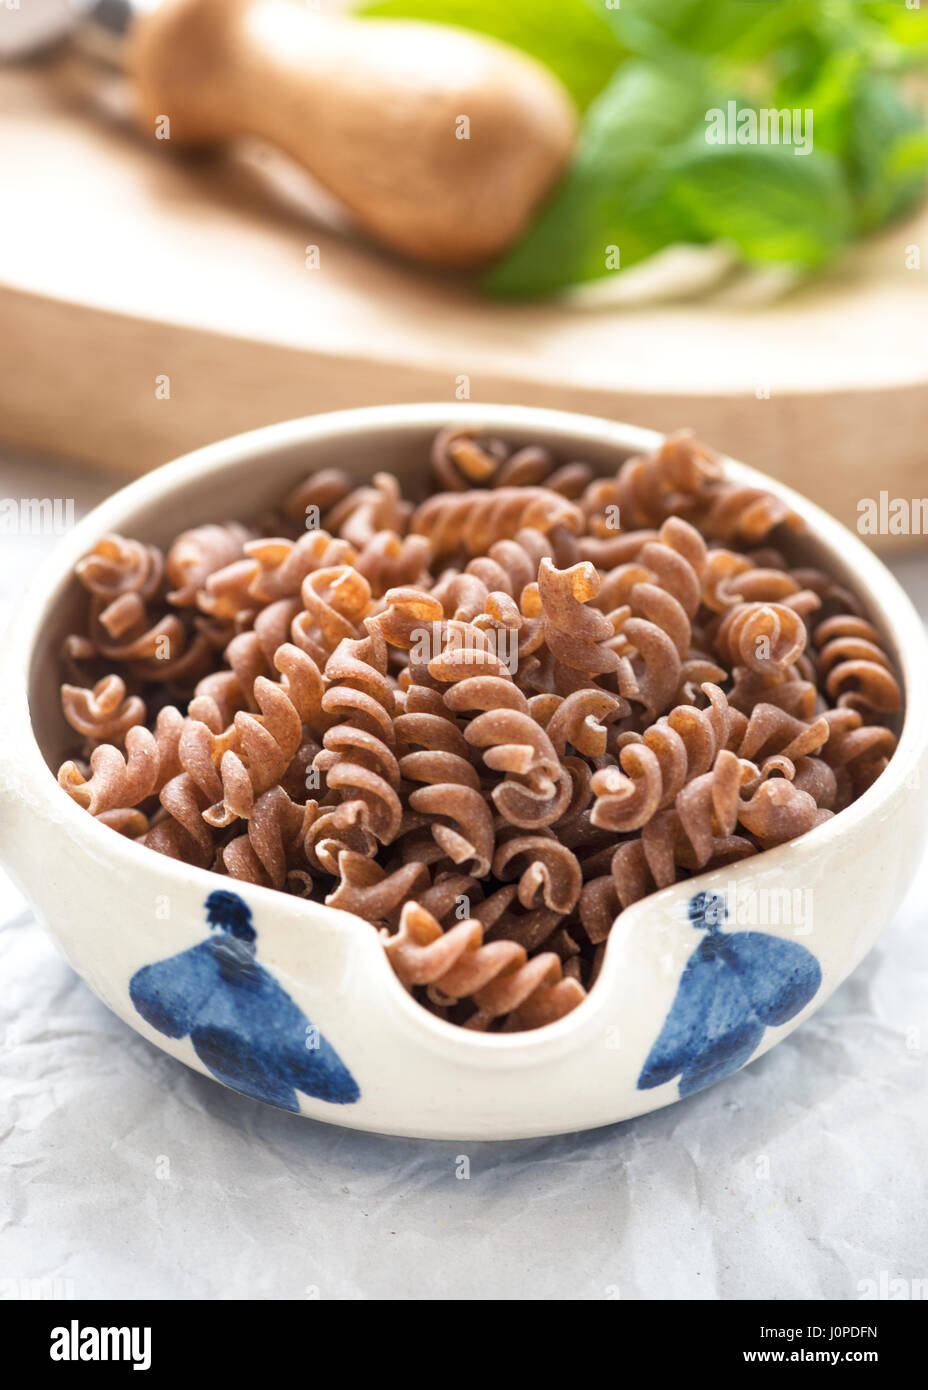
xmin=56 ymin=427 xmax=903 ymax=1033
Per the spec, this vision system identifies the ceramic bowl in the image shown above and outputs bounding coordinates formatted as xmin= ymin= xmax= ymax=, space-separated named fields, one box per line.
xmin=1 ymin=404 xmax=926 ymax=1140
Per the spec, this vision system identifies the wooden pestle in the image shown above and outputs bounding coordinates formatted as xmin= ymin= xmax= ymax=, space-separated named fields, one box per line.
xmin=126 ymin=0 xmax=577 ymax=267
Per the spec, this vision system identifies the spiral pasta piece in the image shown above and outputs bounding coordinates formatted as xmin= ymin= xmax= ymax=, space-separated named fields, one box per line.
xmin=585 ymin=431 xmax=723 ymax=534
xmin=790 ymin=756 xmax=838 ymax=810
xmin=483 ymin=900 xmax=565 ymax=955
xmin=57 ymin=706 xmax=184 ymax=818
xmin=222 ymin=787 xmax=317 ymax=890
xmin=429 ymin=425 xmax=595 ymax=500
xmin=305 ymin=801 xmax=378 ymax=875
xmin=461 ymin=527 xmax=552 ymax=597
xmin=354 ymin=531 xmax=432 ymax=598
xmin=204 ymin=642 xmax=326 ymax=824
xmin=61 ymin=676 xmax=146 ymax=747
xmin=537 ymin=558 xmax=623 ymax=682
xmin=75 ymin=534 xmax=163 ymax=604
xmin=819 ymin=708 xmax=897 ymax=796
xmin=599 ymin=517 xmax=710 ymax=715
xmin=321 ymin=851 xmax=429 ymax=922
xmin=579 ymin=875 xmax=620 ymax=945
xmin=292 ymin=564 xmax=372 ymax=668
xmin=411 ymin=487 xmax=583 ymax=558
xmin=383 ymin=902 xmax=585 ymax=1031
xmin=430 ymin=424 xmax=507 ymax=489
xmin=313 ymin=627 xmax=402 ymax=846
xmin=626 ymin=517 xmax=707 ymax=622
xmin=610 ymin=822 xmax=758 ymax=908
xmin=282 ymin=468 xmax=353 ymax=525
xmin=70 ymin=531 xmax=226 ymax=688
xmin=543 ymin=688 xmax=628 ymax=758
xmin=714 ymin=602 xmax=808 ymax=679
xmin=590 ymin=683 xmax=743 ymax=832
xmin=674 ymin=749 xmax=760 ymax=866
xmin=395 ymin=702 xmax=495 ymax=872
xmin=165 ymin=523 xmax=252 ymax=606
xmin=737 ymin=778 xmax=832 ymax=847
xmin=492 ymin=833 xmax=583 ymax=914
xmin=143 ymin=770 xmax=216 ymax=868
xmin=243 ymin=530 xmax=356 ymax=604
xmin=727 ymin=664 xmax=820 ymax=720
xmin=736 ymin=702 xmax=829 ymax=764
xmin=694 ymin=483 xmax=802 ymax=545
xmin=813 ymin=614 xmax=902 ymax=714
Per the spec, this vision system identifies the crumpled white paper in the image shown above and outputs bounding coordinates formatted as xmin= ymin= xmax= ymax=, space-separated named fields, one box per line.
xmin=1 ymin=459 xmax=926 ymax=1301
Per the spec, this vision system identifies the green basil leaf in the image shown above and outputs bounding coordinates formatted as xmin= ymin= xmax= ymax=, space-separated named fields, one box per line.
xmin=612 ymin=0 xmax=813 ymax=65
xmin=484 ymin=61 xmax=711 ymax=297
xmin=859 ymin=2 xmax=928 ymax=54
xmin=846 ymin=72 xmax=928 ymax=230
xmin=665 ymin=138 xmax=853 ymax=267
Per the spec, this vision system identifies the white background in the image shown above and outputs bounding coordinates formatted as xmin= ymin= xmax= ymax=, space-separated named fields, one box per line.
xmin=1 ymin=450 xmax=927 ymax=1301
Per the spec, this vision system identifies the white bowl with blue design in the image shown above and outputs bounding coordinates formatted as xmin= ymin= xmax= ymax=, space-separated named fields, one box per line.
xmin=1 ymin=404 xmax=925 ymax=1139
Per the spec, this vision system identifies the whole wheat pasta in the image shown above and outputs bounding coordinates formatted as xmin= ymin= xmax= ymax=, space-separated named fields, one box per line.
xmin=675 ymin=749 xmax=761 ymax=865
xmin=789 ymin=755 xmax=838 ymax=810
xmin=599 ymin=520 xmax=712 ymax=715
xmin=56 ymin=426 xmax=903 ymax=1033
xmin=314 ymin=627 xmax=402 ymax=848
xmin=222 ymin=786 xmax=317 ymax=891
xmin=714 ymin=601 xmax=808 ymax=679
xmin=727 ymin=663 xmax=819 ymax=720
xmin=165 ymin=523 xmax=253 ymax=607
xmin=737 ymin=778 xmax=832 ymax=847
xmin=221 ymin=598 xmax=303 ymax=706
xmin=243 ymin=530 xmax=356 ymax=605
xmin=306 ymin=802 xmax=378 ymax=876
xmin=430 ymin=425 xmax=596 ymax=499
xmin=208 ymin=642 xmax=326 ymax=825
xmin=813 ymin=613 xmax=902 ymax=714
xmin=482 ymin=896 xmax=564 ymax=954
xmin=736 ymin=703 xmax=830 ymax=764
xmin=293 ymin=564 xmax=372 ymax=668
xmin=354 ymin=531 xmax=432 ymax=598
xmin=383 ymin=902 xmax=585 ymax=1032
xmin=57 ymin=705 xmax=184 ymax=815
xmin=536 ymin=557 xmax=626 ymax=696
xmin=464 ymin=706 xmax=572 ymax=829
xmin=324 ymin=851 xmax=430 ymax=922
xmin=325 ymin=472 xmax=413 ymax=550
xmin=543 ymin=688 xmax=628 ymax=759
xmin=590 ymin=682 xmax=743 ymax=831
xmin=491 ymin=832 xmax=583 ymax=915
xmin=76 ymin=534 xmax=164 ymax=605
xmin=431 ymin=425 xmax=506 ymax=489
xmin=411 ymin=486 xmax=584 ymax=558
xmin=609 ymin=821 xmax=759 ymax=909
xmin=282 ymin=467 xmax=353 ymax=526
xmin=580 ymin=431 xmax=722 ymax=535
xmin=60 ymin=676 xmax=146 ymax=748
xmin=456 ymin=527 xmax=553 ymax=602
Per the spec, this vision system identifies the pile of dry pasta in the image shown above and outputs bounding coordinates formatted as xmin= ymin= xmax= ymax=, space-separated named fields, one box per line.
xmin=56 ymin=428 xmax=902 ymax=1032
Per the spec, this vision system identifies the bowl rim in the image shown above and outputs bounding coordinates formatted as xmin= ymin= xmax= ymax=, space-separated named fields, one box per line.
xmin=3 ymin=401 xmax=927 ymax=1057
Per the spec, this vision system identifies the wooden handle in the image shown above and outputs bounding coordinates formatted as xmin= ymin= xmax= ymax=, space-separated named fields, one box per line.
xmin=126 ymin=0 xmax=577 ymax=267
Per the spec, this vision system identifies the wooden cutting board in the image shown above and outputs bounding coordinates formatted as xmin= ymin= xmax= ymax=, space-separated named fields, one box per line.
xmin=1 ymin=50 xmax=927 ymax=547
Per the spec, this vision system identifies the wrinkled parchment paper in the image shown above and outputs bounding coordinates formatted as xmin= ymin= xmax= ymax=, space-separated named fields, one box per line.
xmin=2 ymin=460 xmax=926 ymax=1302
